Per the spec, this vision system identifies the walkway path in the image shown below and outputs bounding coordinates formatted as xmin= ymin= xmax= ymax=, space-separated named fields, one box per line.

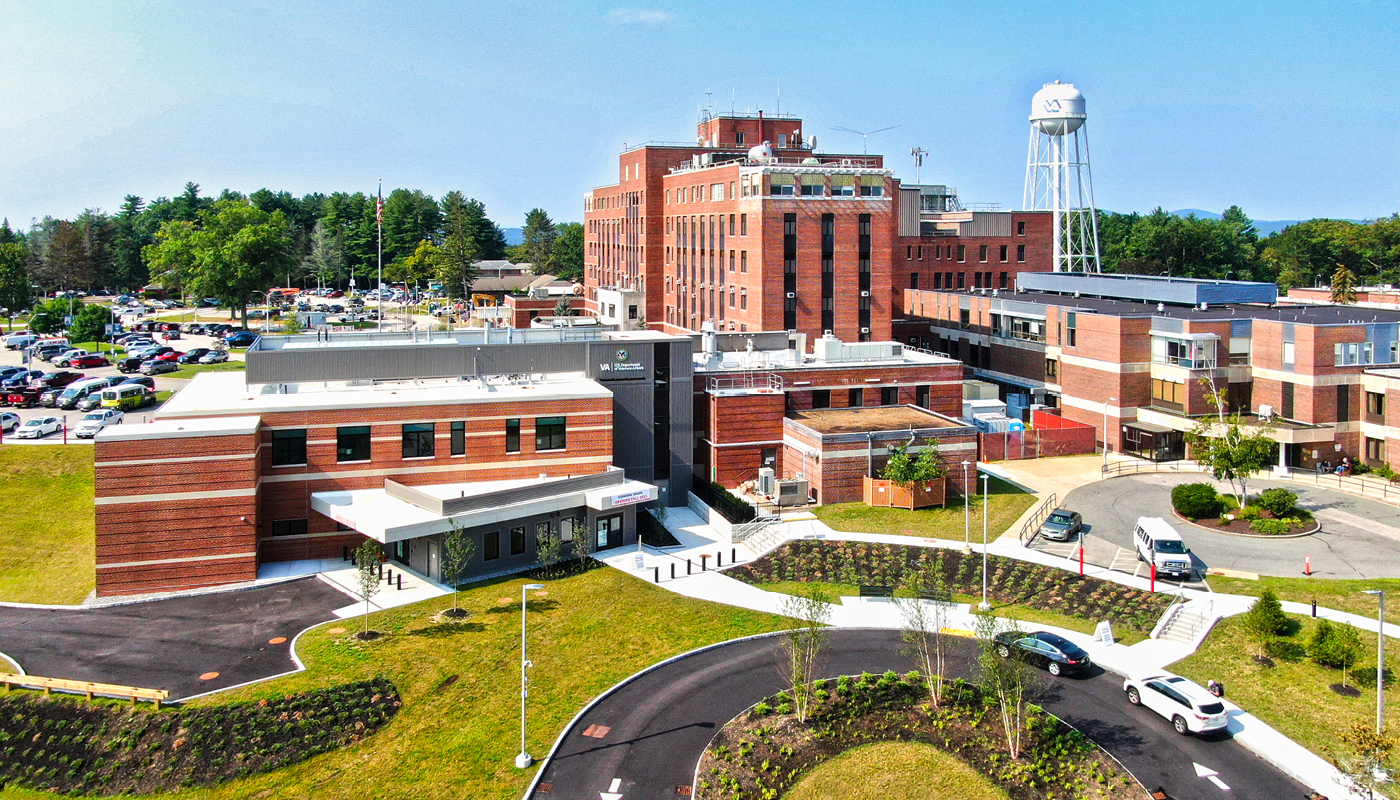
xmin=596 ymin=501 xmax=1369 ymax=799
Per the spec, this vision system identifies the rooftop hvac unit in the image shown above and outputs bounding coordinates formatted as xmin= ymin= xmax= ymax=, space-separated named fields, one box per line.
xmin=777 ymin=478 xmax=809 ymax=507
xmin=1259 ymin=404 xmax=1274 ymax=419
xmin=758 ymin=467 xmax=776 ymax=496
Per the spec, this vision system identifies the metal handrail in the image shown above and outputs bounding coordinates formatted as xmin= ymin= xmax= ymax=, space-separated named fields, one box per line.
xmin=1016 ymin=492 xmax=1059 ymax=546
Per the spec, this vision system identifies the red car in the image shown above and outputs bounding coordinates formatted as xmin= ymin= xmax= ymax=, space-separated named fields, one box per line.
xmin=154 ymin=351 xmax=184 ymax=362
xmin=70 ymin=354 xmax=111 ymax=369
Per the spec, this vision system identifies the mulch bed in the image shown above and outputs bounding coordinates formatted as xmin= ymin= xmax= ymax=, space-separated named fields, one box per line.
xmin=0 ymin=677 xmax=400 ymax=796
xmin=725 ymin=540 xmax=1172 ymax=633
xmin=696 ymin=671 xmax=1139 ymax=800
xmin=1178 ymin=513 xmax=1315 ymax=536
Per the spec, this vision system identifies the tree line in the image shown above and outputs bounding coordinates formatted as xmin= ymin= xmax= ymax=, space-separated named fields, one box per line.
xmin=1097 ymin=206 xmax=1400 ymax=291
xmin=0 ymin=182 xmax=584 ymax=314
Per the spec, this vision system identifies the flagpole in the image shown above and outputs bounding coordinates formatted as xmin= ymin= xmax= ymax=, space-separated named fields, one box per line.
xmin=376 ymin=179 xmax=383 ymax=333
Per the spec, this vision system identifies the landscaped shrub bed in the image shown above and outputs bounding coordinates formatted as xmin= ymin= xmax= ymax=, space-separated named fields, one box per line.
xmin=1170 ymin=483 xmax=1314 ymax=535
xmin=0 ymin=677 xmax=400 ymax=796
xmin=726 ymin=541 xmax=1171 ymax=632
xmin=696 ymin=671 xmax=1137 ymax=800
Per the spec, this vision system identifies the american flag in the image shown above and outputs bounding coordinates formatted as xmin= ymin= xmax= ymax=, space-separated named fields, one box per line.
xmin=375 ymin=191 xmax=383 ymax=225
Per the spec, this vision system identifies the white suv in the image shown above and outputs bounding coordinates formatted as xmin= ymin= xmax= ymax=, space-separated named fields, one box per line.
xmin=1124 ymin=671 xmax=1228 ymax=735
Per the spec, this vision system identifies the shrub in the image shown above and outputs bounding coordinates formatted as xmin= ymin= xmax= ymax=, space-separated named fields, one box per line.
xmin=1242 ymin=589 xmax=1289 ymax=638
xmin=1238 ymin=505 xmax=1262 ymax=521
xmin=1373 ymin=462 xmax=1398 ymax=481
xmin=1250 ymin=518 xmax=1291 ymax=535
xmin=1171 ymin=483 xmax=1221 ymax=519
xmin=1257 ymin=488 xmax=1298 ymax=517
xmin=692 ymin=481 xmax=756 ymax=524
xmin=1308 ymin=618 xmax=1365 ymax=674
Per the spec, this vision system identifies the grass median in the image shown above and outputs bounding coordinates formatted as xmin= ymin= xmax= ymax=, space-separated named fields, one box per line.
xmin=1208 ymin=574 xmax=1400 ymax=627
xmin=167 ymin=360 xmax=246 ymax=380
xmin=0 ymin=446 xmax=94 ymax=604
xmin=810 ymin=477 xmax=1037 ymax=542
xmin=784 ymin=741 xmax=1012 ymax=800
xmin=23 ymin=565 xmax=785 ymax=800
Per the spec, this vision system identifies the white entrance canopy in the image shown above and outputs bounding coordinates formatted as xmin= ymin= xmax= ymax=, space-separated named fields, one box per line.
xmin=311 ymin=467 xmax=657 ymax=543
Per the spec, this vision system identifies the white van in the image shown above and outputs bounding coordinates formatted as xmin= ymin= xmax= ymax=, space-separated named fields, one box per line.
xmin=1133 ymin=517 xmax=1193 ymax=579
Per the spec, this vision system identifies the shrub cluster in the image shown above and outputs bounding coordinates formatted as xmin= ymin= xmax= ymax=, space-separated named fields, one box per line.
xmin=1249 ymin=518 xmax=1292 ymax=535
xmin=693 ymin=481 xmax=757 ymax=524
xmin=1171 ymin=483 xmax=1221 ymax=519
xmin=0 ymin=677 xmax=400 ymax=796
xmin=1256 ymin=488 xmax=1298 ymax=517
xmin=1307 ymin=619 xmax=1365 ymax=672
xmin=727 ymin=540 xmax=1171 ymax=632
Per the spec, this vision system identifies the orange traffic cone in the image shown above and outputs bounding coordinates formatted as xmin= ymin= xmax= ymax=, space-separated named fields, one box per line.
xmin=1304 ymin=555 xmax=1312 ymax=576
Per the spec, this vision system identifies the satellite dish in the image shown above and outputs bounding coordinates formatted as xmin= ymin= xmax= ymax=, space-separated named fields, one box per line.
xmin=809 ymin=134 xmax=817 ymax=150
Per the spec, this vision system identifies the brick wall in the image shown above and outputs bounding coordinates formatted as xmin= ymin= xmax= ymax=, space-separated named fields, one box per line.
xmin=782 ymin=417 xmax=977 ymax=505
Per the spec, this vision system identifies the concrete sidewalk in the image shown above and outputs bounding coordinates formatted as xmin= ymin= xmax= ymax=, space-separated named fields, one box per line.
xmin=608 ymin=504 xmax=1364 ymax=799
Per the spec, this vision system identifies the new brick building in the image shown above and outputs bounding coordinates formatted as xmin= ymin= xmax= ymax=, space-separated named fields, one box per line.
xmin=583 ymin=110 xmax=1052 ymax=348
xmin=92 ymin=328 xmax=691 ymax=596
xmin=901 ymin=272 xmax=1400 ymax=472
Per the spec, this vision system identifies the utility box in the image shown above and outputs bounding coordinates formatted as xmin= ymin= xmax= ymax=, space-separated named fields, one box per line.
xmin=777 ymin=478 xmax=809 ymax=507
xmin=757 ymin=467 xmax=776 ymax=496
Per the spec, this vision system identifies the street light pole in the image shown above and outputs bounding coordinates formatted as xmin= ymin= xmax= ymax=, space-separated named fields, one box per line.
xmin=516 ymin=582 xmax=545 ymax=769
xmin=980 ymin=473 xmax=990 ymax=611
xmin=962 ymin=460 xmax=972 ymax=555
xmin=1365 ymin=589 xmax=1386 ymax=735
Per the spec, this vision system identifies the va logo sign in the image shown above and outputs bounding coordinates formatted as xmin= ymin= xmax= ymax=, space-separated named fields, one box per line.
xmin=616 ymin=349 xmax=629 ymax=361
xmin=1044 ymin=99 xmax=1062 ymax=113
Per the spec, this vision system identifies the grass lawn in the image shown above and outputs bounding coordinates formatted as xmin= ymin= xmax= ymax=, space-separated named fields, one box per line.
xmin=0 ymin=567 xmax=786 ymax=800
xmin=168 ymin=360 xmax=247 ymax=380
xmin=1174 ymin=613 xmax=1400 ymax=795
xmin=0 ymin=446 xmax=94 ymax=604
xmin=782 ymin=741 xmax=1011 ymax=800
xmin=1209 ymin=575 xmax=1400 ymax=627
xmin=751 ymin=580 xmax=1146 ymax=644
xmin=810 ymin=478 xmax=1036 ymax=542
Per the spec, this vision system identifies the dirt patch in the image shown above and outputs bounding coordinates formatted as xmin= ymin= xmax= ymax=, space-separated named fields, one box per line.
xmin=696 ymin=672 xmax=1139 ymax=800
xmin=1329 ymin=683 xmax=1362 ymax=697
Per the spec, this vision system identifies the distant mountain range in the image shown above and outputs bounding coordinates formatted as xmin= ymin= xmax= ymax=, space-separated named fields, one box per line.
xmin=1169 ymin=209 xmax=1365 ymax=237
xmin=503 ymin=227 xmax=523 ymax=245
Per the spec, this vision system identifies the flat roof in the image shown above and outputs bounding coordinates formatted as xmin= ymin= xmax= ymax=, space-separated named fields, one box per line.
xmin=154 ymin=371 xmax=611 ymax=419
xmin=914 ymin=288 xmax=1400 ymax=325
xmin=787 ymin=405 xmax=963 ymax=434
xmin=95 ymin=415 xmax=262 ymax=442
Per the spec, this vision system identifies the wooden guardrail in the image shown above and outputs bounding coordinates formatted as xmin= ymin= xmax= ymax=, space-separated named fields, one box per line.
xmin=0 ymin=673 xmax=169 ymax=709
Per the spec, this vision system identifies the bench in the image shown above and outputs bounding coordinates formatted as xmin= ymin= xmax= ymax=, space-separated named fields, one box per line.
xmin=0 ymin=673 xmax=170 ymax=709
xmin=858 ymin=585 xmax=895 ymax=599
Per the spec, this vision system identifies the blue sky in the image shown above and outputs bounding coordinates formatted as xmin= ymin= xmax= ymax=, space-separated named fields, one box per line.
xmin=2 ymin=0 xmax=1397 ymax=229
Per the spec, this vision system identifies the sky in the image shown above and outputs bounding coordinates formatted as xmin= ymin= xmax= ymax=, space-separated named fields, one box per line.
xmin=2 ymin=0 xmax=1397 ymax=230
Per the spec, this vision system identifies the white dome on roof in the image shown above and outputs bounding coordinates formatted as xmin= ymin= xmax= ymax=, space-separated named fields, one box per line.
xmin=1030 ymin=81 xmax=1086 ymax=136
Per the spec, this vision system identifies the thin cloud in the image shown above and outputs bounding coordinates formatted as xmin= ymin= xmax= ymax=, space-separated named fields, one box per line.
xmin=607 ymin=8 xmax=675 ymax=26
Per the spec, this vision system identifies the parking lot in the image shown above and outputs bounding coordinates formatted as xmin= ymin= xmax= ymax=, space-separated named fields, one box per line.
xmin=0 ymin=327 xmax=238 ymax=444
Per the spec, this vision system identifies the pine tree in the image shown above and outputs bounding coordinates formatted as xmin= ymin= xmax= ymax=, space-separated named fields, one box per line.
xmin=1331 ymin=264 xmax=1358 ymax=305
xmin=521 ymin=208 xmax=557 ymax=268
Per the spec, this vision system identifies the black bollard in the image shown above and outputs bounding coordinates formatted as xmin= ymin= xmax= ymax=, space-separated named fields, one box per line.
xmin=1311 ymin=598 xmax=1317 ymax=618
xmin=386 ymin=568 xmax=393 ymax=583
xmin=732 ymin=547 xmax=737 ymax=564
xmin=671 ymin=563 xmax=676 ymax=580
xmin=653 ymin=566 xmax=660 ymax=584
xmin=396 ymin=573 xmax=403 ymax=590
xmin=717 ymin=551 xmax=723 ymax=568
xmin=350 ymin=552 xmax=357 ymax=567
xmin=687 ymin=558 xmax=692 ymax=575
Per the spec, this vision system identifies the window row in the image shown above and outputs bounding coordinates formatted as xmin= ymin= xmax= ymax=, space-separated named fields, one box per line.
xmin=269 ymin=417 xmax=569 ymax=466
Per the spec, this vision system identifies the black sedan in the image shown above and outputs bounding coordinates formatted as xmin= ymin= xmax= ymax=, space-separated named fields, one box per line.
xmin=993 ymin=630 xmax=1093 ymax=677
xmin=176 ymin=348 xmax=211 ymax=364
xmin=116 ymin=356 xmax=146 ymax=373
xmin=1039 ymin=509 xmax=1084 ymax=542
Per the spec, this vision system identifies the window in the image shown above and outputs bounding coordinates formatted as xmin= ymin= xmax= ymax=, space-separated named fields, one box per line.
xmin=510 ymin=526 xmax=526 ymax=556
xmin=1367 ymin=391 xmax=1386 ymax=418
xmin=800 ymin=181 xmax=825 ymax=197
xmin=848 ymin=388 xmax=864 ymax=407
xmin=881 ymin=386 xmax=898 ymax=405
xmin=402 ymin=422 xmax=435 ymax=458
xmin=535 ymin=416 xmax=566 ymax=451
xmin=1152 ymin=378 xmax=1185 ymax=411
xmin=741 ymin=251 xmax=747 ymax=273
xmin=735 ymin=131 xmax=745 ymax=145
xmin=710 ymin=183 xmax=724 ymax=201
xmin=812 ymin=390 xmax=831 ymax=409
xmin=270 ymin=519 xmax=308 ymax=537
xmin=957 ymin=245 xmax=966 ymax=263
xmin=959 ymin=309 xmax=970 ymax=329
xmin=979 ymin=245 xmax=988 ymax=262
xmin=1367 ymin=437 xmax=1386 ymax=463
xmin=560 ymin=516 xmax=580 ymax=542
xmin=1017 ymin=245 xmax=1026 ymax=262
xmin=910 ymin=272 xmax=919 ymax=290
xmin=999 ymin=245 xmax=1008 ymax=262
xmin=859 ymin=176 xmax=883 ymax=196
xmin=916 ymin=385 xmax=931 ymax=408
xmin=1337 ymin=384 xmax=1352 ymax=423
xmin=450 ymin=421 xmax=466 ymax=456
xmin=1017 ymin=221 xmax=1026 ymax=236
xmin=769 ymin=174 xmax=796 ymax=196
xmin=1282 ymin=381 xmax=1295 ymax=418
xmin=740 ymin=290 xmax=747 ymax=311
xmin=1065 ymin=312 xmax=1077 ymax=347
xmin=271 ymin=429 xmax=307 ymax=466
xmin=505 ymin=419 xmax=520 ymax=453
xmin=740 ymin=214 xmax=747 ymax=235
xmin=999 ymin=272 xmax=1008 ymax=289
xmin=336 ymin=425 xmax=371 ymax=462
xmin=956 ymin=272 xmax=966 ymax=289
xmin=628 ymin=304 xmax=638 ymax=320
xmin=1045 ymin=358 xmax=1059 ymax=379
xmin=484 ymin=531 xmax=500 ymax=560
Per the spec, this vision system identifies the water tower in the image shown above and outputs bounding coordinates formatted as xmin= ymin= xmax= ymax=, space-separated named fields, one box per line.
xmin=1023 ymin=81 xmax=1101 ymax=273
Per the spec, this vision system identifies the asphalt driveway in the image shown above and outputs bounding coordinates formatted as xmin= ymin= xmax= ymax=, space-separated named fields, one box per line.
xmin=1060 ymin=473 xmax=1400 ymax=579
xmin=0 ymin=577 xmax=350 ymax=700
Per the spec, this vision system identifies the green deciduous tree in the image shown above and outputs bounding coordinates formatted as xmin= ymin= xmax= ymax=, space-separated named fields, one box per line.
xmin=898 ymin=572 xmax=953 ymax=707
xmin=881 ymin=442 xmax=947 ymax=486
xmin=551 ymin=222 xmax=584 ymax=282
xmin=1185 ymin=380 xmax=1277 ymax=509
xmin=0 ymin=242 xmax=31 ymax=315
xmin=441 ymin=523 xmax=476 ymax=617
xmin=354 ymin=539 xmax=383 ymax=638
xmin=67 ymin=303 xmax=113 ymax=346
xmin=1308 ymin=618 xmax=1365 ymax=686
xmin=976 ymin=615 xmax=1040 ymax=760
xmin=778 ymin=585 xmax=833 ymax=723
xmin=382 ymin=189 xmax=442 ymax=266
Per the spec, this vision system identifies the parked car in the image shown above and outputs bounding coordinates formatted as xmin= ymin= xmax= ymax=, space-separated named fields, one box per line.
xmin=5 ymin=333 xmax=38 ymax=350
xmin=115 ymin=356 xmax=147 ymax=374
xmin=5 ymin=387 xmax=40 ymax=408
xmin=35 ymin=344 xmax=71 ymax=362
xmin=1124 ymin=671 xmax=1228 ymax=735
xmin=140 ymin=359 xmax=179 ymax=376
xmin=198 ymin=350 xmax=229 ymax=364
xmin=200 ymin=297 xmax=221 ymax=307
xmin=75 ymin=377 xmax=128 ymax=411
xmin=160 ymin=330 xmax=181 ymax=341
xmin=1039 ymin=509 xmax=1084 ymax=542
xmin=73 ymin=409 xmax=124 ymax=438
xmin=69 ymin=354 xmax=111 ymax=369
xmin=185 ymin=324 xmax=205 ymax=335
xmin=56 ymin=377 xmax=115 ymax=410
xmin=1133 ymin=517 xmax=1194 ymax=580
xmin=0 ymin=370 xmax=45 ymax=393
xmin=0 ymin=366 xmax=28 ymax=383
xmin=225 ymin=332 xmax=257 ymax=347
xmin=992 ymin=630 xmax=1093 ymax=677
xmin=13 ymin=416 xmax=61 ymax=439
xmin=100 ymin=383 xmax=156 ymax=411
xmin=177 ymin=348 xmax=211 ymax=364
xmin=52 ymin=349 xmax=90 ymax=367
xmin=31 ymin=371 xmax=86 ymax=391
xmin=0 ymin=411 xmax=19 ymax=433
xmin=153 ymin=350 xmax=184 ymax=362
xmin=119 ymin=376 xmax=156 ymax=391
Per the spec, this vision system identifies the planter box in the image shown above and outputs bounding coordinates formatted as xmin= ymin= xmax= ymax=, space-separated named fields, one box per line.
xmin=863 ymin=476 xmax=947 ymax=510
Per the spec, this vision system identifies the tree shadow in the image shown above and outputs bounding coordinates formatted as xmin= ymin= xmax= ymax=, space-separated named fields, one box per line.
xmin=1351 ymin=665 xmax=1394 ymax=687
xmin=485 ymin=598 xmax=560 ymax=614
xmin=1264 ymin=638 xmax=1306 ymax=663
xmin=413 ymin=621 xmax=486 ymax=638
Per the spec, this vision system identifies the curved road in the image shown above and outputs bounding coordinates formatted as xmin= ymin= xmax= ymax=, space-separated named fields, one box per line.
xmin=534 ymin=629 xmax=1309 ymax=800
xmin=1065 ymin=473 xmax=1400 ymax=579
